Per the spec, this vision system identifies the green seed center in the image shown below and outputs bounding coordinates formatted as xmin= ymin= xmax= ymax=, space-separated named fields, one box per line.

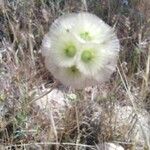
xmin=70 ymin=66 xmax=78 ymax=73
xmin=64 ymin=44 xmax=76 ymax=57
xmin=80 ymin=32 xmax=92 ymax=41
xmin=81 ymin=49 xmax=95 ymax=63
xmin=68 ymin=66 xmax=79 ymax=75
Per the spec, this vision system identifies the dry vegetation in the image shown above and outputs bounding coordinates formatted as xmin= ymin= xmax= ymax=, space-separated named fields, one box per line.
xmin=0 ymin=0 xmax=150 ymax=150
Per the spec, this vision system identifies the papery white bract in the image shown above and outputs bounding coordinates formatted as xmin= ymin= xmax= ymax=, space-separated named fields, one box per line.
xmin=72 ymin=13 xmax=114 ymax=44
xmin=42 ymin=12 xmax=120 ymax=89
xmin=50 ymin=32 xmax=79 ymax=67
xmin=45 ymin=56 xmax=92 ymax=89
xmin=41 ymin=33 xmax=51 ymax=57
xmin=42 ymin=13 xmax=76 ymax=58
xmin=76 ymin=43 xmax=105 ymax=76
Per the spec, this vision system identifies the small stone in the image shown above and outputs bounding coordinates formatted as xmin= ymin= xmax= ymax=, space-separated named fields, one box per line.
xmin=35 ymin=88 xmax=70 ymax=116
xmin=115 ymin=105 xmax=150 ymax=147
xmin=97 ymin=143 xmax=124 ymax=150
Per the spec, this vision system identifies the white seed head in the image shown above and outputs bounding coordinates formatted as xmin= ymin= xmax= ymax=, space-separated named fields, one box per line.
xmin=42 ymin=12 xmax=120 ymax=89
